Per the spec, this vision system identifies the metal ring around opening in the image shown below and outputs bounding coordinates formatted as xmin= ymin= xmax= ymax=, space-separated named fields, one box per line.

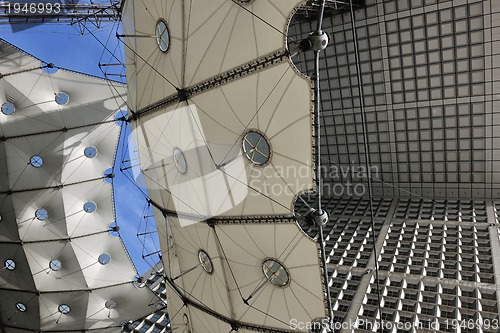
xmin=173 ymin=147 xmax=188 ymax=174
xmin=4 ymin=259 xmax=16 ymax=271
xmin=105 ymin=300 xmax=117 ymax=309
xmin=262 ymin=258 xmax=290 ymax=287
xmin=35 ymin=208 xmax=48 ymax=221
xmin=198 ymin=249 xmax=214 ymax=274
xmin=30 ymin=155 xmax=43 ymax=168
xmin=156 ymin=19 xmax=170 ymax=53
xmin=1 ymin=102 xmax=15 ymax=115
xmin=58 ymin=304 xmax=71 ymax=314
xmin=84 ymin=146 xmax=98 ymax=158
xmin=49 ymin=259 xmax=62 ymax=271
xmin=242 ymin=129 xmax=272 ymax=166
xmin=83 ymin=201 xmax=97 ymax=213
xmin=98 ymin=253 xmax=111 ymax=265
xmin=16 ymin=302 xmax=27 ymax=312
xmin=55 ymin=92 xmax=70 ymax=105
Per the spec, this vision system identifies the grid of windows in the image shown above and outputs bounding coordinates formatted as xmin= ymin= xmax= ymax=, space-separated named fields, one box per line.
xmin=381 ymin=221 xmax=495 ymax=283
xmin=394 ymin=198 xmax=487 ymax=222
xmin=295 ymin=193 xmax=499 ymax=332
xmin=322 ymin=196 xmax=392 ymax=218
xmin=329 ymin=269 xmax=366 ymax=323
xmin=288 ymin=0 xmax=499 ymax=200
xmin=122 ymin=269 xmax=169 ymax=333
xmin=303 ymin=216 xmax=384 ymax=268
xmin=357 ymin=275 xmax=499 ymax=333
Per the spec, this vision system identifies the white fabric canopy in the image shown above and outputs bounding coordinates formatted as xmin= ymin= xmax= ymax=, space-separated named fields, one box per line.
xmin=160 ymin=214 xmax=326 ymax=332
xmin=123 ymin=1 xmax=327 ymax=329
xmin=0 ymin=39 xmax=154 ymax=332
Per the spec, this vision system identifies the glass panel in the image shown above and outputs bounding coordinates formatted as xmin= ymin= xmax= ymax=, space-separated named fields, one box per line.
xmin=98 ymin=253 xmax=111 ymax=265
xmin=156 ymin=19 xmax=170 ymax=52
xmin=83 ymin=201 xmax=97 ymax=213
xmin=84 ymin=146 xmax=98 ymax=158
xmin=55 ymin=92 xmax=70 ymax=105
xmin=242 ymin=130 xmax=271 ymax=165
xmin=30 ymin=155 xmax=43 ymax=168
xmin=58 ymin=304 xmax=71 ymax=314
xmin=4 ymin=259 xmax=16 ymax=271
xmin=1 ymin=102 xmax=15 ymax=115
xmin=35 ymin=208 xmax=48 ymax=221
xmin=49 ymin=259 xmax=62 ymax=271
xmin=198 ymin=249 xmax=214 ymax=274
xmin=173 ymin=148 xmax=187 ymax=174
xmin=16 ymin=302 xmax=26 ymax=312
xmin=262 ymin=258 xmax=289 ymax=287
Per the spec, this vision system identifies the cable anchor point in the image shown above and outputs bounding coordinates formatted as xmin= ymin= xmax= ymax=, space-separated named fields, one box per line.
xmin=309 ymin=30 xmax=329 ymax=52
xmin=306 ymin=208 xmax=329 ymax=226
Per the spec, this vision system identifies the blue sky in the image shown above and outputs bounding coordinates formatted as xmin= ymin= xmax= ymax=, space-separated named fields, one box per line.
xmin=1 ymin=22 xmax=118 ymax=77
xmin=1 ymin=21 xmax=159 ymax=274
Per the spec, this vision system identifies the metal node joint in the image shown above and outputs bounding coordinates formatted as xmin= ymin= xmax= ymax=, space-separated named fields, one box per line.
xmin=312 ymin=209 xmax=329 ymax=226
xmin=306 ymin=208 xmax=329 ymax=226
xmin=308 ymin=30 xmax=329 ymax=52
xmin=295 ymin=30 xmax=329 ymax=54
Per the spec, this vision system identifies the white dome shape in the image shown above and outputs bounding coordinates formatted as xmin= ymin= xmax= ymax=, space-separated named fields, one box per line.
xmin=0 ymin=39 xmax=155 ymax=332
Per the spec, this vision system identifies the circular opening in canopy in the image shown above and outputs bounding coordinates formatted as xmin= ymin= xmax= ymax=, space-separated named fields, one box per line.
xmin=242 ymin=130 xmax=271 ymax=165
xmin=105 ymin=300 xmax=117 ymax=309
xmin=35 ymin=208 xmax=48 ymax=221
xmin=55 ymin=92 xmax=69 ymax=105
xmin=108 ymin=222 xmax=120 ymax=237
xmin=103 ymin=168 xmax=114 ymax=183
xmin=16 ymin=302 xmax=27 ymax=312
xmin=58 ymin=304 xmax=71 ymax=314
xmin=115 ymin=110 xmax=128 ymax=126
xmin=84 ymin=146 xmax=98 ymax=158
xmin=262 ymin=258 xmax=290 ymax=287
xmin=173 ymin=148 xmax=187 ymax=174
xmin=1 ymin=102 xmax=15 ymax=115
xmin=98 ymin=253 xmax=111 ymax=265
xmin=41 ymin=62 xmax=58 ymax=74
xmin=4 ymin=259 xmax=16 ymax=271
xmin=198 ymin=250 xmax=213 ymax=274
xmin=49 ymin=259 xmax=62 ymax=271
xmin=83 ymin=201 xmax=97 ymax=213
xmin=30 ymin=155 xmax=43 ymax=168
xmin=156 ymin=19 xmax=170 ymax=52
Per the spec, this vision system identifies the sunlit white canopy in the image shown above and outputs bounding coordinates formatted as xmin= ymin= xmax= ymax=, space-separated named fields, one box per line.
xmin=160 ymin=213 xmax=326 ymax=332
xmin=0 ymin=39 xmax=154 ymax=332
xmin=123 ymin=0 xmax=328 ymax=331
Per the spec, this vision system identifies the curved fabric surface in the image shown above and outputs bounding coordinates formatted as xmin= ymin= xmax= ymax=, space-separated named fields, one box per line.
xmin=0 ymin=40 xmax=154 ymax=332
xmin=123 ymin=0 xmax=326 ymax=332
xmin=132 ymin=62 xmax=313 ymax=221
xmin=123 ymin=0 xmax=304 ymax=108
xmin=155 ymin=212 xmax=326 ymax=332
